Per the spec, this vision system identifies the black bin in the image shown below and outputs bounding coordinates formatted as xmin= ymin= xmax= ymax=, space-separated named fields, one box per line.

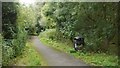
xmin=73 ymin=35 xmax=84 ymax=51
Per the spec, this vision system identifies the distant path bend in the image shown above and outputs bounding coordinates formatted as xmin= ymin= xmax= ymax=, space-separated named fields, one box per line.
xmin=31 ymin=36 xmax=90 ymax=66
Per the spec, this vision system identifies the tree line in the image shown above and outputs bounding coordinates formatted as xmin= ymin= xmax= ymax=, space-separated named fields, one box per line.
xmin=40 ymin=2 xmax=118 ymax=53
xmin=1 ymin=2 xmax=118 ymax=65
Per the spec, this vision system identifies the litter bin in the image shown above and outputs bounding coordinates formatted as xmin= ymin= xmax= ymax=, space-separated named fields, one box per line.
xmin=73 ymin=35 xmax=84 ymax=51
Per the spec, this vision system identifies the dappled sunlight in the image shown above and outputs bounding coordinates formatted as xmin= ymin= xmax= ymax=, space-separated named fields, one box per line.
xmin=19 ymin=0 xmax=36 ymax=6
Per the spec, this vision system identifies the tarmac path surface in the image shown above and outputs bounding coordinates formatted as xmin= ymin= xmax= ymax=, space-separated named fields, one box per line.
xmin=31 ymin=36 xmax=90 ymax=66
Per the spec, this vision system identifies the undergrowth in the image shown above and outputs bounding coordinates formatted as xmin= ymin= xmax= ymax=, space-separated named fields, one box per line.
xmin=10 ymin=41 xmax=47 ymax=66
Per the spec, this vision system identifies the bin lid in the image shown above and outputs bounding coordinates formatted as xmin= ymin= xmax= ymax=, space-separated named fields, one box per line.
xmin=74 ymin=36 xmax=80 ymax=39
xmin=74 ymin=35 xmax=83 ymax=39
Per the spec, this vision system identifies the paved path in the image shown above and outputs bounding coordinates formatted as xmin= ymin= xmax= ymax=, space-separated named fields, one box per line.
xmin=31 ymin=36 xmax=90 ymax=66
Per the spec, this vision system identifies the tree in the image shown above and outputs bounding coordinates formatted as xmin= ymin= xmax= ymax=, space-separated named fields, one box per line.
xmin=2 ymin=2 xmax=18 ymax=39
xmin=41 ymin=2 xmax=118 ymax=52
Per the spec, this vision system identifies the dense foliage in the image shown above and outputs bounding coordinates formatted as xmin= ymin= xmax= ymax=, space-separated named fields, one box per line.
xmin=2 ymin=2 xmax=40 ymax=65
xmin=1 ymin=2 xmax=118 ymax=66
xmin=41 ymin=2 xmax=118 ymax=53
xmin=2 ymin=2 xmax=18 ymax=39
xmin=2 ymin=2 xmax=26 ymax=65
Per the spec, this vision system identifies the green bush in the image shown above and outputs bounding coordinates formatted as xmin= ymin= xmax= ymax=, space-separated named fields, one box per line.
xmin=39 ymin=29 xmax=65 ymax=41
xmin=2 ymin=30 xmax=28 ymax=66
xmin=2 ymin=2 xmax=28 ymax=65
xmin=41 ymin=2 xmax=118 ymax=53
xmin=2 ymin=39 xmax=14 ymax=65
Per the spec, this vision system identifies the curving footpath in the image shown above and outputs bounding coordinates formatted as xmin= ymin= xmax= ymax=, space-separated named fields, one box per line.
xmin=31 ymin=36 xmax=90 ymax=67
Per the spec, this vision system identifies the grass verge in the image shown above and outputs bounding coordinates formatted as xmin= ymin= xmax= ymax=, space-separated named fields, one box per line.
xmin=10 ymin=41 xmax=47 ymax=66
xmin=39 ymin=29 xmax=118 ymax=66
